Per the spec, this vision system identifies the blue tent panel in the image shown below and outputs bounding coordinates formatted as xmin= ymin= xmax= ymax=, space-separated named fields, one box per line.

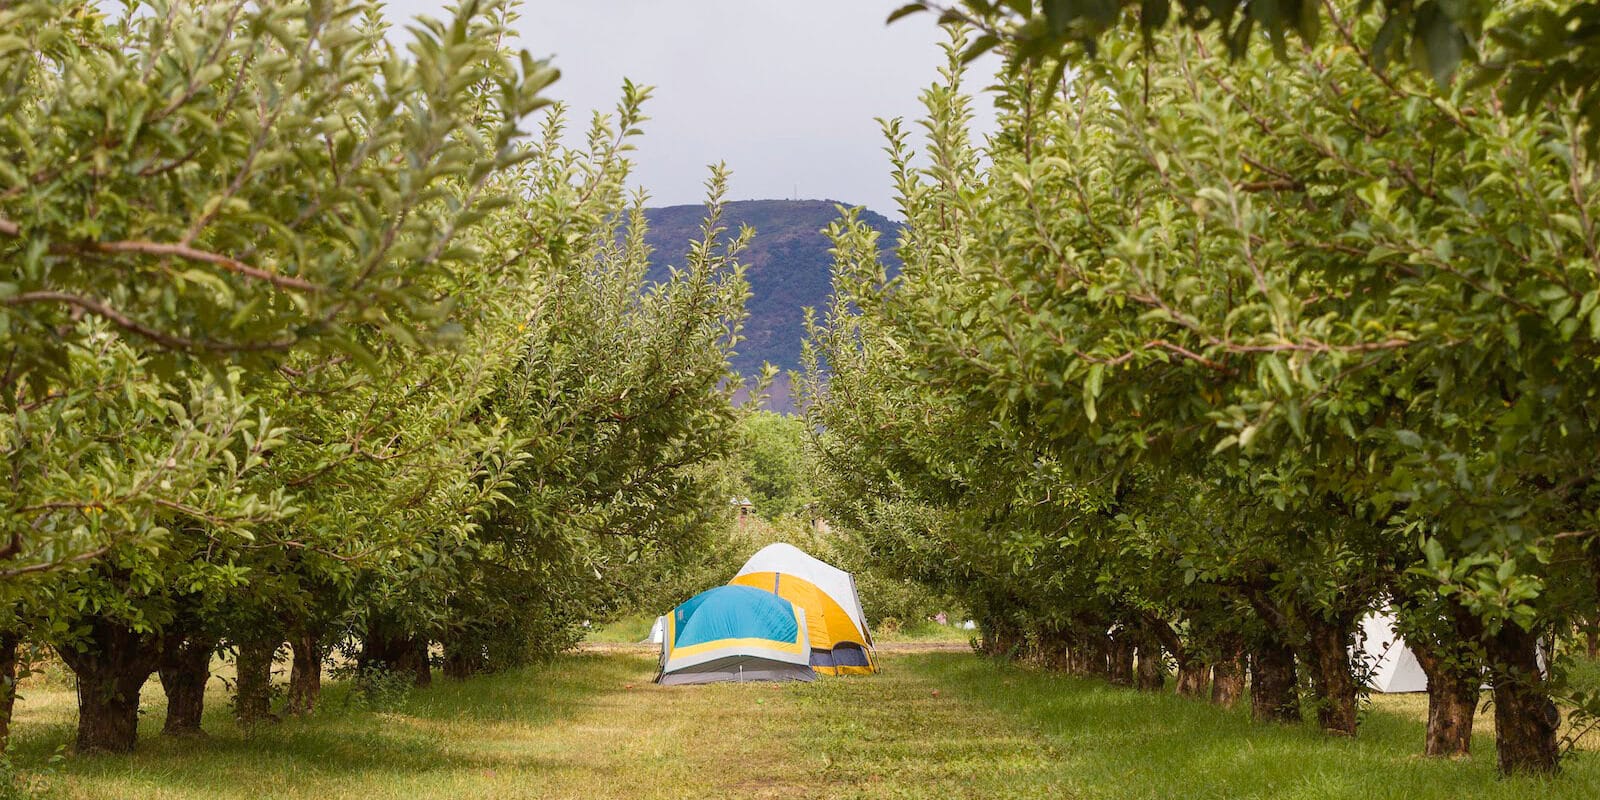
xmin=672 ymin=584 xmax=799 ymax=648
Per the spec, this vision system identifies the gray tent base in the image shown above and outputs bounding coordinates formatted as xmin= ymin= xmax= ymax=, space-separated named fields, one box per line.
xmin=812 ymin=644 xmax=872 ymax=670
xmin=657 ymin=656 xmax=816 ymax=686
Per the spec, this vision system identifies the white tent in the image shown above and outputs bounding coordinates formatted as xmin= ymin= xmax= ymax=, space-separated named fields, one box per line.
xmin=732 ymin=543 xmax=877 ymax=674
xmin=646 ymin=615 xmax=665 ymax=645
xmin=1355 ymin=611 xmax=1428 ymax=693
xmin=735 ymin=543 xmax=872 ymax=644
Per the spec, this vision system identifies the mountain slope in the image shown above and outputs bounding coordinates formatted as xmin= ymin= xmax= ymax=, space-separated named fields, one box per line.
xmin=639 ymin=200 xmax=901 ymax=412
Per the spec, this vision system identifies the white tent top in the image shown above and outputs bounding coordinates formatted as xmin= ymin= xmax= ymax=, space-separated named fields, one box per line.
xmin=734 ymin=543 xmax=870 ymax=642
xmin=1356 ymin=611 xmax=1428 ymax=693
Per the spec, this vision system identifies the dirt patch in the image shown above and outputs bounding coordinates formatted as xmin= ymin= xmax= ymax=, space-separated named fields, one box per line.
xmin=874 ymin=641 xmax=971 ymax=654
xmin=576 ymin=642 xmax=657 ymax=655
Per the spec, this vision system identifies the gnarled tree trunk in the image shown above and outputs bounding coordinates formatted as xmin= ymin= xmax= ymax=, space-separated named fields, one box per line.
xmin=1423 ymin=662 xmax=1478 ymax=757
xmin=1305 ymin=615 xmax=1359 ymax=736
xmin=1407 ymin=626 xmax=1479 ymax=758
xmin=1250 ymin=637 xmax=1300 ymax=724
xmin=55 ymin=617 xmax=162 ymax=753
xmin=233 ymin=637 xmax=280 ymax=726
xmin=1145 ymin=616 xmax=1201 ymax=697
xmin=1487 ymin=624 xmax=1559 ymax=776
xmin=1211 ymin=639 xmax=1247 ymax=709
xmin=158 ymin=632 xmax=215 ymax=736
xmin=286 ymin=629 xmax=322 ymax=716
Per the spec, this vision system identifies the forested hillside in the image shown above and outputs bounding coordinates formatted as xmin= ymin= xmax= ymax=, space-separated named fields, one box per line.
xmin=640 ymin=200 xmax=901 ymax=411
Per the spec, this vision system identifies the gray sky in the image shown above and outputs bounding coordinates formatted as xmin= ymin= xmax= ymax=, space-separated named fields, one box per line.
xmin=384 ymin=1 xmax=997 ymax=215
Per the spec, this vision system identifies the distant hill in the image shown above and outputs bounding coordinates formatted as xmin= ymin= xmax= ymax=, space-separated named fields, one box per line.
xmin=639 ymin=200 xmax=901 ymax=413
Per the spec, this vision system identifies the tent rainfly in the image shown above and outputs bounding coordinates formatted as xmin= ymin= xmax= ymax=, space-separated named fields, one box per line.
xmin=655 ymin=585 xmax=816 ymax=686
xmin=1354 ymin=611 xmax=1428 ymax=693
xmin=730 ymin=543 xmax=878 ymax=676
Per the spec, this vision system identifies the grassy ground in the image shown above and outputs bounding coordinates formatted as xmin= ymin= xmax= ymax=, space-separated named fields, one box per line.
xmin=583 ymin=614 xmax=657 ymax=644
xmin=9 ymin=650 xmax=1600 ymax=799
xmin=872 ymin=619 xmax=974 ymax=644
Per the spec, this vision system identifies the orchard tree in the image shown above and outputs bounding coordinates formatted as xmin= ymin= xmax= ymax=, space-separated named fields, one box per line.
xmin=438 ymin=144 xmax=751 ymax=675
xmin=3 ymin=0 xmax=558 ymax=753
xmin=0 ymin=0 xmax=555 ymax=583
xmin=732 ymin=411 xmax=812 ymax=519
xmin=890 ymin=0 xmax=1600 ymax=132
xmin=811 ymin=2 xmax=1599 ymax=776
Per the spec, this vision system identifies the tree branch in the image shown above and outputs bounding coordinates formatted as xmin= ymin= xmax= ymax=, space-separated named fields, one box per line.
xmin=2 ymin=291 xmax=295 ymax=353
xmin=89 ymin=240 xmax=319 ymax=292
xmin=0 ymin=546 xmax=111 ymax=580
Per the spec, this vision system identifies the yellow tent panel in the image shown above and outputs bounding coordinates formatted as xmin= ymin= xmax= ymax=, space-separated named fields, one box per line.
xmin=730 ymin=571 xmax=876 ymax=675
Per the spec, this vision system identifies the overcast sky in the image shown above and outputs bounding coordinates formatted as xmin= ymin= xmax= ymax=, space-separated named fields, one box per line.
xmin=383 ymin=1 xmax=997 ymax=215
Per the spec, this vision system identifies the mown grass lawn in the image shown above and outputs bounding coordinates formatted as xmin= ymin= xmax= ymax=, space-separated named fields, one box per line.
xmin=9 ymin=649 xmax=1599 ymax=799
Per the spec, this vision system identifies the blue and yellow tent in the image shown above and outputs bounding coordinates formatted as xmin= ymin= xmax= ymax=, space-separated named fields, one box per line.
xmin=731 ymin=543 xmax=878 ymax=675
xmin=656 ymin=585 xmax=815 ymax=685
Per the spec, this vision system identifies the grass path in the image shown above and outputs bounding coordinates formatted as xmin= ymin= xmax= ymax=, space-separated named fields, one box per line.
xmin=10 ymin=649 xmax=1600 ymax=799
xmin=15 ymin=647 xmax=1057 ymax=799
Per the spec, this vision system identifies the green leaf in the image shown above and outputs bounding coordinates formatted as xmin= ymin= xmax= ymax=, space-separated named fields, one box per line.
xmin=886 ymin=3 xmax=927 ymax=25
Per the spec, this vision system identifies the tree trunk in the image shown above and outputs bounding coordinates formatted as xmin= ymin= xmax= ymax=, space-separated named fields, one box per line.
xmin=1132 ymin=640 xmax=1171 ymax=691
xmin=1250 ymin=637 xmax=1300 ymax=724
xmin=442 ymin=637 xmax=486 ymax=680
xmin=409 ymin=638 xmax=432 ymax=688
xmin=1068 ymin=630 xmax=1094 ymax=675
xmin=1305 ymin=615 xmax=1359 ymax=736
xmin=286 ymin=629 xmax=322 ymax=716
xmin=1407 ymin=628 xmax=1479 ymax=758
xmin=0 ymin=632 xmax=19 ymax=751
xmin=361 ymin=631 xmax=431 ymax=688
xmin=1034 ymin=627 xmax=1071 ymax=671
xmin=157 ymin=633 xmax=214 ymax=736
xmin=1211 ymin=642 xmax=1247 ymax=708
xmin=1587 ymin=626 xmax=1598 ymax=660
xmin=1176 ymin=661 xmax=1209 ymax=698
xmin=1487 ymin=624 xmax=1559 ymax=776
xmin=1132 ymin=620 xmax=1171 ymax=691
xmin=1143 ymin=616 xmax=1194 ymax=696
xmin=55 ymin=617 xmax=162 ymax=754
xmin=233 ymin=638 xmax=279 ymax=726
xmin=1425 ymin=664 xmax=1478 ymax=758
xmin=1106 ymin=633 xmax=1135 ymax=687
xmin=979 ymin=616 xmax=1022 ymax=659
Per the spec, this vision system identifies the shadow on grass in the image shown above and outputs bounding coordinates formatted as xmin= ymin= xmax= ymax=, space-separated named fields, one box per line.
xmin=898 ymin=652 xmax=1600 ymax=800
xmin=9 ymin=652 xmax=650 ymax=796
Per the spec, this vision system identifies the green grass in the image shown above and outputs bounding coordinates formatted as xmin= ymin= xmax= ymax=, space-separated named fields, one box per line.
xmin=583 ymin=613 xmax=658 ymax=644
xmin=1566 ymin=651 xmax=1600 ymax=695
xmin=911 ymin=654 xmax=1599 ymax=799
xmin=9 ymin=651 xmax=1599 ymax=799
xmin=873 ymin=619 xmax=974 ymax=644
